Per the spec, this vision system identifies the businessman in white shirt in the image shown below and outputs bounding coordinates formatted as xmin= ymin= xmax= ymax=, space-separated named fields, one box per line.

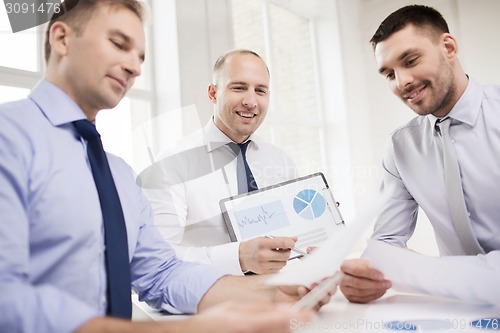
xmin=141 ymin=49 xmax=299 ymax=275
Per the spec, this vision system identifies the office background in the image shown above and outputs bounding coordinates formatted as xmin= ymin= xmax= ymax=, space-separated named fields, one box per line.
xmin=1 ymin=0 xmax=499 ymax=257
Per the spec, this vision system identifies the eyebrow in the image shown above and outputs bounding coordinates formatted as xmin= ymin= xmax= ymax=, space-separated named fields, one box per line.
xmin=110 ymin=29 xmax=146 ymax=62
xmin=228 ymin=81 xmax=269 ymax=89
xmin=378 ymin=48 xmax=418 ymax=75
xmin=228 ymin=81 xmax=247 ymax=86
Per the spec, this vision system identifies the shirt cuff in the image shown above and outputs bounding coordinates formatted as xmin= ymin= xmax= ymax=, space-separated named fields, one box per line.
xmin=208 ymin=242 xmax=244 ymax=275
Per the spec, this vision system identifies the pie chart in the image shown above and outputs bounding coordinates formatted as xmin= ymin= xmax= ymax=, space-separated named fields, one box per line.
xmin=293 ymin=189 xmax=326 ymax=220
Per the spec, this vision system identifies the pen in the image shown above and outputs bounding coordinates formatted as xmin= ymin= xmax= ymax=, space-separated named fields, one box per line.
xmin=290 ymin=271 xmax=343 ymax=312
xmin=265 ymin=235 xmax=308 ymax=257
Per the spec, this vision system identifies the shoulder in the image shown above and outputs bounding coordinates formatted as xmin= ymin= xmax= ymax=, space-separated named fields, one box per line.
xmin=250 ymin=136 xmax=297 ymax=177
xmin=155 ymin=128 xmax=205 ymax=161
xmin=252 ymin=135 xmax=291 ymax=156
xmin=106 ymin=152 xmax=144 ymax=200
xmin=0 ymin=99 xmax=45 ymax=147
xmin=107 ymin=152 xmax=137 ymax=181
xmin=481 ymin=83 xmax=500 ymax=102
xmin=389 ymin=116 xmax=428 ymax=142
xmin=0 ymin=98 xmax=39 ymax=125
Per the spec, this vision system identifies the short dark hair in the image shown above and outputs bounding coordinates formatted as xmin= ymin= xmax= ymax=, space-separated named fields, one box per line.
xmin=44 ymin=0 xmax=144 ymax=64
xmin=370 ymin=5 xmax=449 ymax=50
xmin=212 ymin=49 xmax=269 ymax=84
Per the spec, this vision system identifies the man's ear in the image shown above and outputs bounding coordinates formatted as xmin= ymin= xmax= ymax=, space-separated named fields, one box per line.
xmin=442 ymin=33 xmax=458 ymax=60
xmin=208 ymin=84 xmax=217 ymax=104
xmin=49 ymin=21 xmax=73 ymax=59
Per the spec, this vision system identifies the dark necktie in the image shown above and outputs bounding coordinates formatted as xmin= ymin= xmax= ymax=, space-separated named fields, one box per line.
xmin=228 ymin=141 xmax=258 ymax=194
xmin=73 ymin=120 xmax=132 ymax=318
xmin=436 ymin=117 xmax=483 ymax=255
xmin=237 ymin=141 xmax=258 ymax=193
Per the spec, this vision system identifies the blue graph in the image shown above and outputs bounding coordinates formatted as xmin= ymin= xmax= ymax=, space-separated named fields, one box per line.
xmin=293 ymin=189 xmax=326 ymax=220
xmin=234 ymin=200 xmax=289 ymax=239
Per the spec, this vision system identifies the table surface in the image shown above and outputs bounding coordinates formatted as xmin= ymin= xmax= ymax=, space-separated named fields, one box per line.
xmin=132 ymin=290 xmax=500 ymax=332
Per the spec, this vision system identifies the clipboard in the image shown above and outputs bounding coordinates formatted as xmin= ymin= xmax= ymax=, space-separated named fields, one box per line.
xmin=219 ymin=172 xmax=345 ymax=255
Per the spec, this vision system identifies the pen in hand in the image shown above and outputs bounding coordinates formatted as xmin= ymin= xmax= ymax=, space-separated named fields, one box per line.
xmin=265 ymin=235 xmax=308 ymax=257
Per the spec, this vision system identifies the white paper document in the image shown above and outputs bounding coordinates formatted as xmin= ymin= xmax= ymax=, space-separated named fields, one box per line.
xmin=364 ymin=240 xmax=500 ymax=306
xmin=267 ymin=196 xmax=382 ymax=286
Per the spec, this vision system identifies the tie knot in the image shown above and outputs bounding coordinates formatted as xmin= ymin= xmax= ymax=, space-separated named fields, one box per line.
xmin=238 ymin=140 xmax=252 ymax=156
xmin=227 ymin=140 xmax=252 ymax=156
xmin=73 ymin=119 xmax=100 ymax=141
xmin=436 ymin=117 xmax=451 ymax=136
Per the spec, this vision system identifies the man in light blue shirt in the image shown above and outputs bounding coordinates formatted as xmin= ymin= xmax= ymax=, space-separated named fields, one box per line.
xmin=0 ymin=1 xmax=329 ymax=332
xmin=339 ymin=5 xmax=500 ymax=303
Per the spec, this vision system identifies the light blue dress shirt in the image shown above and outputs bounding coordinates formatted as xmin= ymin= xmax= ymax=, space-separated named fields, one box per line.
xmin=0 ymin=80 xmax=226 ymax=333
xmin=373 ymin=78 xmax=500 ymax=263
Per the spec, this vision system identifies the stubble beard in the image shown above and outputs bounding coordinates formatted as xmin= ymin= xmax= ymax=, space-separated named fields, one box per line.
xmin=407 ymin=65 xmax=456 ymax=117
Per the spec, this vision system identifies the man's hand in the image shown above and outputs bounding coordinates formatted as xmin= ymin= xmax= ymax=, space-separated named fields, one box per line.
xmin=197 ymin=274 xmax=335 ymax=315
xmin=339 ymin=258 xmax=391 ymax=303
xmin=191 ymin=302 xmax=316 ymax=333
xmin=75 ymin=302 xmax=316 ymax=333
xmin=272 ymin=279 xmax=336 ymax=311
xmin=239 ymin=236 xmax=297 ymax=274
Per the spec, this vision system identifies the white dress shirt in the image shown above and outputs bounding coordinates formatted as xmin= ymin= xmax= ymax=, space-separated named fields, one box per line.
xmin=141 ymin=119 xmax=298 ymax=275
xmin=373 ymin=78 xmax=500 ymax=265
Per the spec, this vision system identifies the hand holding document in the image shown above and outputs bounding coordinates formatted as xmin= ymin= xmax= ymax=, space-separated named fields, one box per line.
xmin=267 ymin=195 xmax=382 ymax=286
xmin=364 ymin=240 xmax=500 ymax=306
xmin=289 ymin=272 xmax=343 ymax=311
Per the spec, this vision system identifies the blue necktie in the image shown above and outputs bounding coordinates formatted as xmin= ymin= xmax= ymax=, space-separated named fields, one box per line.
xmin=237 ymin=141 xmax=258 ymax=193
xmin=73 ymin=120 xmax=132 ymax=318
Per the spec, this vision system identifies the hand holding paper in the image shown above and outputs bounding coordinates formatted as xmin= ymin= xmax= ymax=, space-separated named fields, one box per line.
xmin=267 ymin=195 xmax=382 ymax=287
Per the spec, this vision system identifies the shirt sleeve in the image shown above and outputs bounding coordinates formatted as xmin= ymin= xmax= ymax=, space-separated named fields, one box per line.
xmin=439 ymin=251 xmax=500 ymax=305
xmin=371 ymin=140 xmax=419 ymax=246
xmin=128 ymin=184 xmax=228 ymax=314
xmin=0 ymin=115 xmax=96 ymax=333
xmin=142 ymin=173 xmax=244 ymax=275
xmin=177 ymin=241 xmax=243 ymax=276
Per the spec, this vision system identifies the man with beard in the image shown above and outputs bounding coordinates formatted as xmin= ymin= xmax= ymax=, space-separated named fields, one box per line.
xmin=339 ymin=5 xmax=500 ymax=303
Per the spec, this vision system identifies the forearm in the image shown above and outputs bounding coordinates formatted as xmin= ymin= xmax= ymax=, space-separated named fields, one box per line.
xmin=441 ymin=250 xmax=500 ymax=268
xmin=75 ymin=317 xmax=196 ymax=333
xmin=130 ymin=224 xmax=227 ymax=314
xmin=0 ymin=282 xmax=96 ymax=333
xmin=197 ymin=275 xmax=273 ymax=312
xmin=198 ymin=275 xmax=329 ymax=313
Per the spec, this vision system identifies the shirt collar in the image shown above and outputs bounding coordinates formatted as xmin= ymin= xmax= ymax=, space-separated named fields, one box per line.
xmin=203 ymin=117 xmax=260 ymax=152
xmin=427 ymin=77 xmax=482 ymax=135
xmin=28 ymin=80 xmax=87 ymax=127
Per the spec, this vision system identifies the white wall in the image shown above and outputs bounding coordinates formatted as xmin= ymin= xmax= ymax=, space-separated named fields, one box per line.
xmin=175 ymin=0 xmax=233 ymax=134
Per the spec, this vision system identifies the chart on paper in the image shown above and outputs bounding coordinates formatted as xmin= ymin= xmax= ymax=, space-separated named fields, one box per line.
xmin=293 ymin=189 xmax=326 ymax=220
xmin=234 ymin=200 xmax=290 ymax=239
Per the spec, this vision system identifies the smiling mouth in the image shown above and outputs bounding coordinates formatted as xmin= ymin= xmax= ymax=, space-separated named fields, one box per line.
xmin=236 ymin=111 xmax=256 ymax=118
xmin=403 ymin=85 xmax=426 ymax=103
xmin=109 ymin=76 xmax=127 ymax=91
